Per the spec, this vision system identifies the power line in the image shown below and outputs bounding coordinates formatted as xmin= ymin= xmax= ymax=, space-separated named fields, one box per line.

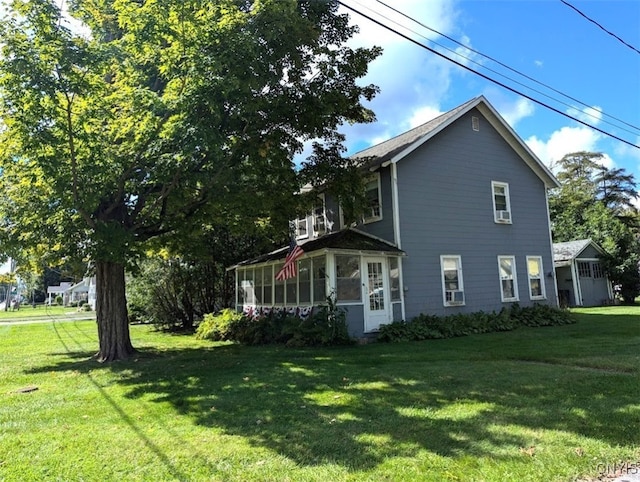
xmin=373 ymin=0 xmax=640 ymax=136
xmin=560 ymin=0 xmax=640 ymax=55
xmin=337 ymin=0 xmax=640 ymax=150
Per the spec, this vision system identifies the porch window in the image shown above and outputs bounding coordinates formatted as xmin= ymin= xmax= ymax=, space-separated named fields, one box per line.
xmin=336 ymin=255 xmax=361 ymax=302
xmin=254 ymin=267 xmax=263 ymax=305
xmin=440 ymin=255 xmax=464 ymax=306
xmin=263 ymin=265 xmax=273 ymax=305
xmin=286 ymin=276 xmax=297 ymax=305
xmin=389 ymin=257 xmax=401 ymax=302
xmin=526 ymin=256 xmax=545 ymax=300
xmin=242 ymin=268 xmax=255 ymax=305
xmin=298 ymin=258 xmax=311 ymax=304
xmin=498 ymin=256 xmax=518 ymax=302
xmin=274 ymin=263 xmax=285 ymax=304
xmin=237 ymin=270 xmax=244 ymax=305
xmin=313 ymin=256 xmax=327 ymax=303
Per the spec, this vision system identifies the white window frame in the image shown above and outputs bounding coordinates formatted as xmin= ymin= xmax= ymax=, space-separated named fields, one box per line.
xmin=498 ymin=255 xmax=519 ymax=302
xmin=312 ymin=194 xmax=327 ymax=237
xmin=440 ymin=255 xmax=465 ymax=307
xmin=526 ymin=256 xmax=546 ymax=300
xmin=363 ymin=173 xmax=382 ymax=224
xmin=295 ymin=217 xmax=309 ymax=240
xmin=492 ymin=181 xmax=512 ymax=224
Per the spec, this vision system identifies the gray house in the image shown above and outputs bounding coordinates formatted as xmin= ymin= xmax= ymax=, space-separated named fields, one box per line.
xmin=231 ymin=96 xmax=560 ymax=337
xmin=553 ymin=239 xmax=613 ymax=307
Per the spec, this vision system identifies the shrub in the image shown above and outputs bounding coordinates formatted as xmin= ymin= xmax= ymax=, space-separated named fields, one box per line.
xmin=378 ymin=304 xmax=575 ymax=342
xmin=196 ymin=298 xmax=353 ymax=347
xmin=195 ymin=309 xmax=245 ymax=341
xmin=54 ymin=295 xmax=63 ymax=306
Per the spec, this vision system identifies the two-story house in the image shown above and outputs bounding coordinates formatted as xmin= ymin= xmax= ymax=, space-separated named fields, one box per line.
xmin=230 ymin=96 xmax=560 ymax=338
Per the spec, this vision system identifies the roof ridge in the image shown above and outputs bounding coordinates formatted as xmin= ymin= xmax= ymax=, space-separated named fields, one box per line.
xmin=350 ymin=96 xmax=481 ymax=159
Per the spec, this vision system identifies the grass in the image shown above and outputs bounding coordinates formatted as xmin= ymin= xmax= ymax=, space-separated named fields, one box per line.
xmin=0 ymin=304 xmax=83 ymax=320
xmin=0 ymin=306 xmax=638 ymax=481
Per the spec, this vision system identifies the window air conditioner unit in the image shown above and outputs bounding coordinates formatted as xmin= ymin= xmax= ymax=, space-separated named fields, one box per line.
xmin=447 ymin=290 xmax=464 ymax=304
xmin=496 ymin=210 xmax=511 ymax=223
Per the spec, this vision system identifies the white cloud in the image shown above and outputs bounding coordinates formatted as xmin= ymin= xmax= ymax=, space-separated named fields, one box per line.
xmin=408 ymin=105 xmax=444 ymax=128
xmin=526 ymin=126 xmax=605 ymax=171
xmin=499 ymin=98 xmax=535 ymax=127
xmin=566 ymin=105 xmax=603 ymax=126
xmin=339 ymin=0 xmax=461 ymax=150
xmin=534 ymin=60 xmax=543 ymax=68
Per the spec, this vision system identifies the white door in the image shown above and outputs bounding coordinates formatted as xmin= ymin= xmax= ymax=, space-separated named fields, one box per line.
xmin=363 ymin=257 xmax=391 ymax=332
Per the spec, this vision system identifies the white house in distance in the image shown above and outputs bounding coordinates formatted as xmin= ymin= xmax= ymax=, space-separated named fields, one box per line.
xmin=47 ymin=277 xmax=96 ymax=309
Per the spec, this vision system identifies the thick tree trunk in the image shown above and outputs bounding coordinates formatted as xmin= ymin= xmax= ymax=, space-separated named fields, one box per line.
xmin=95 ymin=261 xmax=136 ymax=362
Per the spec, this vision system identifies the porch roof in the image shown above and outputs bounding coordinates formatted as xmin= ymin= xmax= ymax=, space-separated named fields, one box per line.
xmin=553 ymin=239 xmax=603 ymax=264
xmin=230 ymin=229 xmax=404 ymax=269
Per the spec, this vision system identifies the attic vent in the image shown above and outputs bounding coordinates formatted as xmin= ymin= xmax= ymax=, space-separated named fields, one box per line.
xmin=472 ymin=116 xmax=480 ymax=131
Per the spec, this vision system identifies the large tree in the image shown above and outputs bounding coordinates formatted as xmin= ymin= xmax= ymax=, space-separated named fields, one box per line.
xmin=549 ymin=152 xmax=640 ymax=303
xmin=0 ymin=0 xmax=381 ymax=361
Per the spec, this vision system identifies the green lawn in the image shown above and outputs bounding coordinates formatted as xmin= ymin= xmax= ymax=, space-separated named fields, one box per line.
xmin=0 ymin=304 xmax=83 ymax=320
xmin=0 ymin=307 xmax=638 ymax=481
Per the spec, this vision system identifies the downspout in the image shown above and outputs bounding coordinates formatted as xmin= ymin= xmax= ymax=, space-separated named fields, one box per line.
xmin=391 ymin=162 xmax=406 ymax=321
xmin=544 ymin=189 xmax=559 ymax=307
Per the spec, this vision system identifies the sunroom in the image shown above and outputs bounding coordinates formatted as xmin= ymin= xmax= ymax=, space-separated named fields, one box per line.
xmin=230 ymin=229 xmax=405 ymax=338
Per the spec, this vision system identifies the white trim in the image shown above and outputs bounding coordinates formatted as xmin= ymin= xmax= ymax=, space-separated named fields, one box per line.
xmin=491 ymin=181 xmax=512 ymax=224
xmin=545 ymin=189 xmax=559 ymax=306
xmin=391 ymin=162 xmax=402 ymax=249
xmin=363 ymin=173 xmax=382 ymax=224
xmin=498 ymin=255 xmax=519 ymax=302
xmin=526 ymin=256 xmax=546 ymax=300
xmin=570 ymin=260 xmax=583 ymax=306
xmin=440 ymin=255 xmax=465 ymax=307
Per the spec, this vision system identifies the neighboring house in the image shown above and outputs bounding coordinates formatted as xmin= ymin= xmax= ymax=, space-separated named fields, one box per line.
xmin=553 ymin=239 xmax=613 ymax=307
xmin=230 ymin=96 xmax=560 ymax=338
xmin=47 ymin=277 xmax=97 ymax=309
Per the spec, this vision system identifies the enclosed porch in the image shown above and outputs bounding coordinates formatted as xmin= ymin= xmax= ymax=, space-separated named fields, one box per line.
xmin=231 ymin=229 xmax=405 ymax=338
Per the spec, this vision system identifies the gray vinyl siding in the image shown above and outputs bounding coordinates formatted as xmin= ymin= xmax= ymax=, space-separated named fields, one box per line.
xmin=578 ymin=245 xmax=601 ymax=259
xmin=396 ymin=108 xmax=557 ymax=318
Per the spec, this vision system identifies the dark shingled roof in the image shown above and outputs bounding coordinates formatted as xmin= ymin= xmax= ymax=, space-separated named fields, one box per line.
xmin=351 ymin=97 xmax=479 ymax=168
xmin=553 ymin=239 xmax=595 ymax=263
xmin=231 ymin=229 xmax=404 ymax=269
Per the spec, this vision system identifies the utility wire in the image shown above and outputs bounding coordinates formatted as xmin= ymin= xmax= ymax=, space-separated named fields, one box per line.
xmin=560 ymin=0 xmax=640 ymax=55
xmin=337 ymin=0 xmax=640 ymax=150
xmin=373 ymin=0 xmax=640 ymax=135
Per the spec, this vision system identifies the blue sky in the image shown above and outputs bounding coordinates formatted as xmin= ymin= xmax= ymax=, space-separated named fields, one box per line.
xmin=336 ymin=0 xmax=640 ymax=198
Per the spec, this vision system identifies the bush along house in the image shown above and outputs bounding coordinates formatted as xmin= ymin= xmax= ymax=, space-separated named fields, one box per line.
xmin=229 ymin=96 xmax=561 ymax=339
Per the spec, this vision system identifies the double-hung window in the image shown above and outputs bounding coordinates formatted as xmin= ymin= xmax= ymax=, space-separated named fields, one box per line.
xmin=363 ymin=174 xmax=382 ymax=223
xmin=295 ymin=217 xmax=309 ymax=240
xmin=312 ymin=195 xmax=327 ymax=236
xmin=492 ymin=181 xmax=512 ymax=224
xmin=440 ymin=255 xmax=464 ymax=306
xmin=526 ymin=256 xmax=545 ymax=300
xmin=498 ymin=256 xmax=518 ymax=302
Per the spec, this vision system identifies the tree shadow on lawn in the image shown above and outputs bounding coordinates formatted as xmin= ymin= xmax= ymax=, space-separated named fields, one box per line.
xmin=26 ymin=340 xmax=639 ymax=472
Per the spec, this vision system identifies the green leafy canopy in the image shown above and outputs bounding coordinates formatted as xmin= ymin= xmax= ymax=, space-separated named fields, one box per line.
xmin=0 ymin=0 xmax=382 ymax=267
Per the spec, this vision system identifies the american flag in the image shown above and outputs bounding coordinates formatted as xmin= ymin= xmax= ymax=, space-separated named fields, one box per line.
xmin=275 ymin=239 xmax=304 ymax=281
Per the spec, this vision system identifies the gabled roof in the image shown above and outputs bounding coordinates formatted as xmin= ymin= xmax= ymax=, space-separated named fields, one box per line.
xmin=231 ymin=229 xmax=405 ymax=269
xmin=553 ymin=239 xmax=605 ymax=263
xmin=351 ymin=96 xmax=560 ymax=188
